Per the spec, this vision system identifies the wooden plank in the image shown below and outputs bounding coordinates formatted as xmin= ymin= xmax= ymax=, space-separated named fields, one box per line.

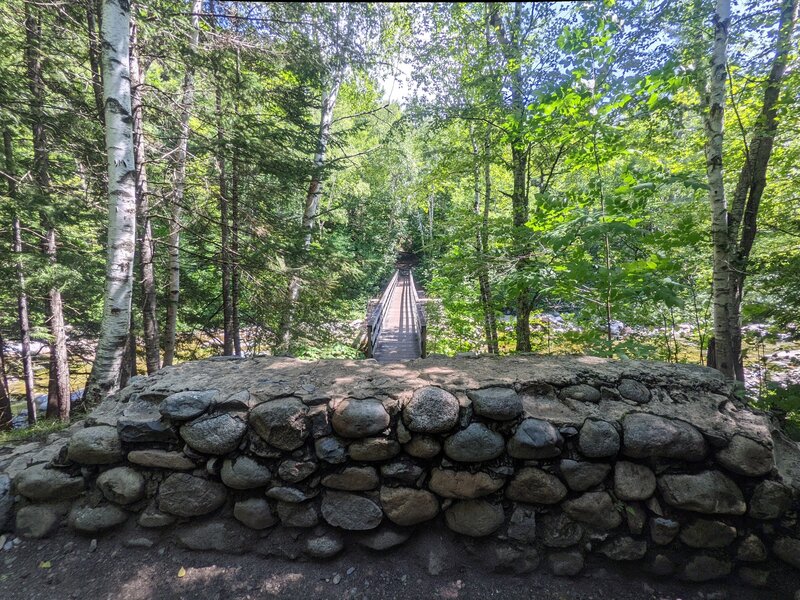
xmin=372 ymin=271 xmax=420 ymax=363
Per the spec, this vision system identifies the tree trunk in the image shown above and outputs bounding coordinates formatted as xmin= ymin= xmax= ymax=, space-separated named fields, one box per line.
xmin=231 ymin=143 xmax=242 ymax=356
xmin=705 ymin=0 xmax=735 ymax=379
xmin=83 ymin=0 xmax=137 ymax=406
xmin=164 ymin=0 xmax=202 ymax=366
xmin=216 ymin=82 xmax=234 ymax=356
xmin=86 ymin=0 xmax=105 ymax=123
xmin=26 ymin=2 xmax=71 ymax=419
xmin=130 ymin=7 xmax=161 ymax=374
xmin=0 ymin=332 xmax=11 ymax=430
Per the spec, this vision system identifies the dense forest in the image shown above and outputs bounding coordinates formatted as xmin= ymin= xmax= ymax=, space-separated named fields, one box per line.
xmin=0 ymin=0 xmax=799 ymax=435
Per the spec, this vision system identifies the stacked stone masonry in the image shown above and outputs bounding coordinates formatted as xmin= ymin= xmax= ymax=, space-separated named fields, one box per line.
xmin=3 ymin=355 xmax=800 ymax=589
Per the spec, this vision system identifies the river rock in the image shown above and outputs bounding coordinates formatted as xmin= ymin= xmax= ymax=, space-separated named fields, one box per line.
xmin=233 ymin=497 xmax=277 ymax=529
xmin=15 ymin=505 xmax=60 ymax=538
xmin=613 ymin=461 xmax=656 ymax=500
xmin=773 ymin=537 xmax=800 ymax=569
xmin=117 ymin=415 xmax=177 ymax=444
xmin=563 ymin=491 xmax=622 ymax=530
xmin=679 ymin=519 xmax=736 ymax=548
xmin=348 ymin=437 xmax=400 ymax=461
xmin=658 ymin=471 xmax=745 ymax=515
xmin=622 ymin=413 xmax=706 ymax=461
xmin=158 ymin=473 xmax=227 ymax=516
xmin=126 ymin=450 xmax=195 ymax=470
xmin=404 ymin=435 xmax=441 ymax=458
xmin=506 ymin=467 xmax=567 ymax=504
xmin=322 ymin=466 xmax=379 ymax=491
xmin=560 ymin=384 xmax=600 ymax=403
xmin=357 ymin=526 xmax=413 ymax=550
xmin=618 ymin=379 xmax=651 ymax=403
xmin=220 ymin=456 xmax=272 ymax=489
xmin=137 ymin=502 xmax=176 ymax=528
xmin=380 ymin=486 xmax=439 ymax=526
xmin=278 ymin=460 xmax=317 ymax=483
xmin=177 ymin=519 xmax=256 ymax=553
xmin=321 ymin=491 xmax=382 ymax=530
xmin=717 ymin=434 xmax=774 ymax=477
xmin=159 ymin=390 xmax=216 ymax=420
xmin=540 ymin=512 xmax=584 ymax=548
xmin=315 ymin=437 xmax=346 ymax=463
xmin=68 ymin=502 xmax=128 ymax=534
xmin=467 ymin=387 xmax=523 ymax=420
xmin=402 ymin=387 xmax=460 ymax=433
xmin=737 ymin=534 xmax=767 ymax=562
xmin=332 ymin=398 xmax=390 ymax=438
xmin=444 ymin=500 xmax=504 ymax=537
xmin=250 ymin=398 xmax=309 ymax=451
xmin=444 ymin=423 xmax=504 ymax=462
xmin=180 ymin=413 xmax=247 ymax=455
xmin=96 ymin=466 xmax=145 ymax=505
xmin=67 ymin=426 xmax=123 ymax=464
xmin=380 ymin=460 xmax=424 ymax=485
xmin=548 ymin=551 xmax=584 ymax=576
xmin=277 ymin=501 xmax=319 ymax=527
xmin=680 ymin=555 xmax=732 ymax=582
xmin=14 ymin=463 xmax=84 ymax=501
xmin=600 ymin=536 xmax=648 ymax=560
xmin=428 ymin=468 xmax=505 ymax=498
xmin=559 ymin=460 xmax=610 ymax=491
xmin=305 ymin=529 xmax=344 ymax=558
xmin=265 ymin=486 xmax=317 ymax=503
xmin=507 ymin=418 xmax=563 ymax=459
xmin=578 ymin=419 xmax=620 ymax=458
xmin=650 ymin=517 xmax=679 ymax=545
xmin=749 ymin=480 xmax=791 ymax=520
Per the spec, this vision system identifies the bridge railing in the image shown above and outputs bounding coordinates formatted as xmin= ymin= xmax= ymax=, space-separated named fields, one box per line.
xmin=366 ymin=270 xmax=399 ymax=358
xmin=408 ymin=270 xmax=427 ymax=358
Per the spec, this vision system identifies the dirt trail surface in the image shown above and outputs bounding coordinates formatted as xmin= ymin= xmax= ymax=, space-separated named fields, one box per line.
xmin=0 ymin=530 xmax=796 ymax=600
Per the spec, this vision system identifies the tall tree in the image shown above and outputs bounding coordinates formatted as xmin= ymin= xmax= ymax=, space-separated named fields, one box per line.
xmin=83 ymin=0 xmax=136 ymax=405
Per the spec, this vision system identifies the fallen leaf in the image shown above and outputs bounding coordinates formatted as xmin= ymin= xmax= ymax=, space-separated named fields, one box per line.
xmin=39 ymin=561 xmax=52 ymax=569
xmin=177 ymin=567 xmax=186 ymax=578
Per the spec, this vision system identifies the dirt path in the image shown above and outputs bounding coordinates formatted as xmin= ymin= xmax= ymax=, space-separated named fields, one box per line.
xmin=0 ymin=529 xmax=796 ymax=600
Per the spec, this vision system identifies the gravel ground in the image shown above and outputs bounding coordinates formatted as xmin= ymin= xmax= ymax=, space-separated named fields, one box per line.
xmin=0 ymin=529 xmax=798 ymax=600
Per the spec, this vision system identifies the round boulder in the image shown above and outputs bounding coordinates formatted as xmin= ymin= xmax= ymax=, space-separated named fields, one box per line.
xmin=233 ymin=497 xmax=277 ymax=530
xmin=506 ymin=467 xmax=567 ymax=504
xmin=444 ymin=423 xmax=504 ymax=462
xmin=67 ymin=426 xmax=122 ymax=464
xmin=467 ymin=387 xmax=523 ymax=420
xmin=332 ymin=398 xmax=390 ymax=438
xmin=180 ymin=413 xmax=247 ymax=455
xmin=578 ymin=419 xmax=620 ymax=458
xmin=402 ymin=387 xmax=459 ymax=433
xmin=613 ymin=461 xmax=656 ymax=501
xmin=158 ymin=473 xmax=227 ymax=517
xmin=159 ymin=390 xmax=216 ymax=420
xmin=404 ymin=435 xmax=441 ymax=459
xmin=220 ymin=456 xmax=272 ymax=490
xmin=14 ymin=463 xmax=84 ymax=501
xmin=717 ymin=434 xmax=774 ymax=477
xmin=250 ymin=398 xmax=309 ymax=451
xmin=380 ymin=486 xmax=439 ymax=526
xmin=507 ymin=418 xmax=563 ymax=459
xmin=15 ymin=505 xmax=60 ymax=539
xmin=321 ymin=491 xmax=382 ymax=530
xmin=97 ymin=466 xmax=145 ymax=505
xmin=622 ymin=413 xmax=706 ymax=461
xmin=444 ymin=500 xmax=504 ymax=537
xmin=429 ymin=468 xmax=505 ymax=499
xmin=68 ymin=502 xmax=128 ymax=534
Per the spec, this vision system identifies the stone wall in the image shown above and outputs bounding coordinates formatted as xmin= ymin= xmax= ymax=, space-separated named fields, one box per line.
xmin=3 ymin=355 xmax=800 ymax=588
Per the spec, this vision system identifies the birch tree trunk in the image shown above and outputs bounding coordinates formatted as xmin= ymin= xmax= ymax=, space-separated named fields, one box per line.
xmin=706 ymin=0 xmax=734 ymax=379
xmin=0 ymin=332 xmax=11 ymax=430
xmin=164 ymin=0 xmax=202 ymax=366
xmin=83 ymin=0 xmax=137 ymax=406
xmin=130 ymin=8 xmax=161 ymax=374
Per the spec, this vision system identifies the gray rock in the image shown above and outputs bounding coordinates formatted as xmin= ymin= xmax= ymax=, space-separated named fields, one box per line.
xmin=679 ymin=519 xmax=736 ymax=548
xmin=250 ymin=398 xmax=309 ymax=451
xmin=159 ymin=390 xmax=216 ymax=420
xmin=278 ymin=460 xmax=317 ymax=483
xmin=265 ymin=486 xmax=317 ymax=503
xmin=158 ymin=473 xmax=227 ymax=517
xmin=467 ymin=387 xmax=523 ymax=420
xmin=773 ymin=537 xmax=800 ymax=569
xmin=738 ymin=567 xmax=770 ymax=588
xmin=176 ymin=519 xmax=256 ymax=553
xmin=540 ymin=512 xmax=584 ymax=548
xmin=578 ymin=419 xmax=620 ymax=458
xmin=233 ymin=497 xmax=277 ymax=529
xmin=649 ymin=517 xmax=679 ymax=545
xmin=0 ymin=475 xmax=11 ymax=531
xmin=14 ymin=463 xmax=84 ymax=501
xmin=749 ymin=480 xmax=791 ymax=520
xmin=506 ymin=467 xmax=567 ymax=504
xmin=180 ymin=413 xmax=247 ymax=455
xmin=680 ymin=555 xmax=731 ymax=582
xmin=396 ymin=420 xmax=411 ymax=444
xmin=380 ymin=486 xmax=438 ymax=526
xmin=305 ymin=529 xmax=344 ymax=558
xmin=622 ymin=413 xmax=706 ymax=461
xmin=67 ymin=426 xmax=123 ymax=464
xmin=331 ymin=398 xmax=390 ymax=438
xmin=315 ymin=437 xmax=347 ymax=463
xmin=507 ymin=505 xmax=536 ymax=543
xmin=559 ymin=460 xmax=610 ymax=491
xmin=618 ymin=379 xmax=651 ymax=403
xmin=277 ymin=501 xmax=319 ymax=527
xmin=560 ymin=384 xmax=601 ymax=403
xmin=613 ymin=461 xmax=656 ymax=501
xmin=403 ymin=387 xmax=460 ymax=433
xmin=123 ymin=537 xmax=155 ymax=549
xmin=68 ymin=502 xmax=128 ymax=534
xmin=444 ymin=423 xmax=504 ymax=462
xmin=625 ymin=502 xmax=647 ymax=534
xmin=600 ymin=536 xmax=648 ymax=560
xmin=321 ymin=491 xmax=382 ymax=530
xmin=137 ymin=503 xmax=176 ymax=528
xmin=220 ymin=456 xmax=272 ymax=489
xmin=309 ymin=405 xmax=331 ymax=438
xmin=96 ymin=467 xmax=145 ymax=505
xmin=563 ymin=491 xmax=622 ymax=530
xmin=444 ymin=500 xmax=504 ymax=537
xmin=404 ymin=435 xmax=441 ymax=459
xmin=658 ymin=471 xmax=745 ymax=515
xmin=348 ymin=437 xmax=400 ymax=461
xmin=548 ymin=551 xmax=584 ymax=576
xmin=737 ymin=534 xmax=767 ymax=562
xmin=717 ymin=434 xmax=774 ymax=477
xmin=322 ymin=467 xmax=379 ymax=491
xmin=507 ymin=418 xmax=563 ymax=459
xmin=380 ymin=461 xmax=424 ymax=485
xmin=126 ymin=450 xmax=195 ymax=470
xmin=428 ymin=469 xmax=505 ymax=499
xmin=357 ymin=526 xmax=412 ymax=551
xmin=15 ymin=505 xmax=60 ymax=538
xmin=117 ymin=416 xmax=177 ymax=444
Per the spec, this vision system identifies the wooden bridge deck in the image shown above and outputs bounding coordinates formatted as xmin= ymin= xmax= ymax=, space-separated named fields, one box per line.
xmin=372 ymin=271 xmax=421 ymax=362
